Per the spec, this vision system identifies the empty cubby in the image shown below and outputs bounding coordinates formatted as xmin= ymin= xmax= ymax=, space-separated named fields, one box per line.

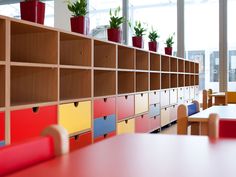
xmin=170 ymin=57 xmax=177 ymax=72
xmin=11 ymin=66 xmax=58 ymax=106
xmin=161 ymin=74 xmax=170 ymax=89
xmin=178 ymin=59 xmax=184 ymax=72
xmin=136 ymin=50 xmax=148 ymax=70
xmin=60 ymin=32 xmax=91 ymax=66
xmin=171 ymin=74 xmax=178 ymax=88
xmin=190 ymin=62 xmax=195 ymax=73
xmin=185 ymin=74 xmax=190 ymax=86
xmin=190 ymin=75 xmax=195 ymax=86
xmin=178 ymin=74 xmax=185 ymax=87
xmin=118 ymin=71 xmax=135 ymax=94
xmin=150 ymin=53 xmax=160 ymax=71
xmin=60 ymin=68 xmax=91 ymax=101
xmin=11 ymin=21 xmax=58 ymax=64
xmin=150 ymin=73 xmax=160 ymax=90
xmin=185 ymin=61 xmax=190 ymax=73
xmin=136 ymin=72 xmax=148 ymax=92
xmin=161 ymin=55 xmax=170 ymax=72
xmin=0 ymin=20 xmax=5 ymax=61
xmin=195 ymin=75 xmax=199 ymax=85
xmin=94 ymin=70 xmax=116 ymax=97
xmin=195 ymin=63 xmax=199 ymax=73
xmin=0 ymin=66 xmax=5 ymax=107
xmin=118 ymin=46 xmax=135 ymax=69
xmin=94 ymin=40 xmax=116 ymax=68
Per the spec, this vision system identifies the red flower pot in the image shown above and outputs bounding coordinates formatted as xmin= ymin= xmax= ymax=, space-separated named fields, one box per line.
xmin=132 ymin=36 xmax=143 ymax=48
xmin=107 ymin=28 xmax=122 ymax=43
xmin=165 ymin=47 xmax=173 ymax=55
xmin=71 ymin=16 xmax=90 ymax=35
xmin=20 ymin=0 xmax=45 ymax=24
xmin=148 ymin=41 xmax=158 ymax=52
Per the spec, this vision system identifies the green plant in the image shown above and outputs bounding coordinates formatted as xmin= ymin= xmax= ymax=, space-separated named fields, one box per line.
xmin=165 ymin=33 xmax=175 ymax=48
xmin=66 ymin=0 xmax=88 ymax=17
xmin=109 ymin=7 xmax=125 ymax=29
xmin=129 ymin=21 xmax=147 ymax=37
xmin=148 ymin=28 xmax=160 ymax=42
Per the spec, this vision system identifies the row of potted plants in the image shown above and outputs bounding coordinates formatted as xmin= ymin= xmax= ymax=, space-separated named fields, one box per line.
xmin=19 ymin=0 xmax=175 ymax=55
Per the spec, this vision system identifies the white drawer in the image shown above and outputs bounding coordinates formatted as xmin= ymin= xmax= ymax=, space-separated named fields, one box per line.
xmin=161 ymin=90 xmax=170 ymax=107
xmin=170 ymin=88 xmax=178 ymax=104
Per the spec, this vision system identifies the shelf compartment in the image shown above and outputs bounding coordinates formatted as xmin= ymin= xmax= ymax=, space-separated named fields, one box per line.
xmin=178 ymin=59 xmax=184 ymax=72
xmin=161 ymin=73 xmax=170 ymax=89
xmin=150 ymin=53 xmax=160 ymax=71
xmin=171 ymin=74 xmax=178 ymax=88
xmin=60 ymin=32 xmax=91 ymax=66
xmin=195 ymin=63 xmax=199 ymax=73
xmin=136 ymin=72 xmax=148 ymax=92
xmin=136 ymin=50 xmax=148 ymax=70
xmin=11 ymin=66 xmax=58 ymax=106
xmin=11 ymin=21 xmax=58 ymax=64
xmin=0 ymin=20 xmax=5 ymax=61
xmin=185 ymin=61 xmax=190 ymax=73
xmin=195 ymin=75 xmax=199 ymax=85
xmin=94 ymin=70 xmax=116 ymax=97
xmin=118 ymin=46 xmax=135 ymax=69
xmin=118 ymin=71 xmax=135 ymax=94
xmin=0 ymin=66 xmax=5 ymax=108
xmin=150 ymin=73 xmax=160 ymax=90
xmin=190 ymin=75 xmax=195 ymax=86
xmin=178 ymin=74 xmax=185 ymax=87
xmin=60 ymin=68 xmax=91 ymax=101
xmin=185 ymin=74 xmax=190 ymax=86
xmin=170 ymin=57 xmax=177 ymax=72
xmin=94 ymin=40 xmax=116 ymax=68
xmin=161 ymin=55 xmax=170 ymax=72
xmin=190 ymin=62 xmax=195 ymax=73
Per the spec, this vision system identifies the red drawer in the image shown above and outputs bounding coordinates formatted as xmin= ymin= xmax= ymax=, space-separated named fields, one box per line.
xmin=11 ymin=105 xmax=57 ymax=143
xmin=94 ymin=97 xmax=115 ymax=119
xmin=0 ymin=112 xmax=4 ymax=141
xmin=135 ymin=114 xmax=149 ymax=133
xmin=94 ymin=131 xmax=116 ymax=143
xmin=117 ymin=95 xmax=134 ymax=121
xmin=149 ymin=116 xmax=161 ymax=131
xmin=70 ymin=131 xmax=92 ymax=151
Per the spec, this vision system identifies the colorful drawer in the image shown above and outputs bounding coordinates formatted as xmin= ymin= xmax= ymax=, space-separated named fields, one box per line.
xmin=117 ymin=95 xmax=134 ymax=121
xmin=190 ymin=86 xmax=195 ymax=99
xmin=161 ymin=90 xmax=170 ymax=107
xmin=184 ymin=87 xmax=190 ymax=100
xmin=195 ymin=86 xmax=199 ymax=99
xmin=94 ymin=97 xmax=115 ymax=118
xmin=135 ymin=93 xmax=148 ymax=115
xmin=149 ymin=115 xmax=161 ymax=131
xmin=0 ymin=141 xmax=4 ymax=146
xmin=178 ymin=87 xmax=184 ymax=104
xmin=94 ymin=131 xmax=116 ymax=143
xmin=117 ymin=118 xmax=135 ymax=135
xmin=135 ymin=114 xmax=149 ymax=133
xmin=170 ymin=88 xmax=178 ymax=104
xmin=59 ymin=101 xmax=91 ymax=135
xmin=94 ymin=114 xmax=116 ymax=138
xmin=149 ymin=104 xmax=160 ymax=118
xmin=149 ymin=91 xmax=160 ymax=105
xmin=11 ymin=105 xmax=57 ymax=143
xmin=0 ymin=112 xmax=4 ymax=144
xmin=170 ymin=105 xmax=177 ymax=122
xmin=70 ymin=131 xmax=92 ymax=151
xmin=161 ymin=107 xmax=170 ymax=127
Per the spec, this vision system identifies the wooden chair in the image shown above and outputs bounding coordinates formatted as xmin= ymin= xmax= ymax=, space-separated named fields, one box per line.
xmin=177 ymin=100 xmax=200 ymax=135
xmin=225 ymin=91 xmax=236 ymax=105
xmin=0 ymin=125 xmax=69 ymax=176
xmin=202 ymin=89 xmax=213 ymax=110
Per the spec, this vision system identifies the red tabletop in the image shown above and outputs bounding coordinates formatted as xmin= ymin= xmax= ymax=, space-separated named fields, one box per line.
xmin=6 ymin=134 xmax=236 ymax=177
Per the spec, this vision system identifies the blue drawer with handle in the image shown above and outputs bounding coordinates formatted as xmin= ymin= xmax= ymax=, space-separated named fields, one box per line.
xmin=149 ymin=104 xmax=160 ymax=118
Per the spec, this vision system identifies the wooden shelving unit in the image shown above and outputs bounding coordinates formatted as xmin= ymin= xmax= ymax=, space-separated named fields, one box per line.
xmin=190 ymin=75 xmax=195 ymax=86
xmin=190 ymin=62 xmax=195 ymax=73
xmin=195 ymin=63 xmax=199 ymax=73
xmin=185 ymin=61 xmax=190 ymax=73
xmin=118 ymin=46 xmax=135 ymax=69
xmin=161 ymin=73 xmax=170 ymax=89
xmin=185 ymin=74 xmax=190 ymax=86
xmin=170 ymin=57 xmax=177 ymax=72
xmin=178 ymin=59 xmax=184 ymax=72
xmin=195 ymin=75 xmax=199 ymax=85
xmin=161 ymin=56 xmax=170 ymax=72
xmin=136 ymin=72 xmax=148 ymax=92
xmin=118 ymin=71 xmax=135 ymax=94
xmin=150 ymin=53 xmax=160 ymax=71
xmin=0 ymin=19 xmax=5 ymax=61
xmin=0 ymin=66 xmax=5 ymax=108
xmin=136 ymin=50 xmax=148 ymax=70
xmin=178 ymin=74 xmax=185 ymax=87
xmin=171 ymin=74 xmax=178 ymax=88
xmin=150 ymin=73 xmax=160 ymax=90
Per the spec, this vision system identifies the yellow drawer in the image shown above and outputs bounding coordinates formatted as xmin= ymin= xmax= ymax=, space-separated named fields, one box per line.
xmin=161 ymin=107 xmax=170 ymax=127
xmin=117 ymin=118 xmax=135 ymax=135
xmin=59 ymin=101 xmax=91 ymax=134
xmin=135 ymin=93 xmax=148 ymax=115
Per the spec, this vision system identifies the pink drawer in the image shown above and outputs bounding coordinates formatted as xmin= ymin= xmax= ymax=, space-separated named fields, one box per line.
xmin=170 ymin=105 xmax=177 ymax=122
xmin=135 ymin=114 xmax=149 ymax=133
xmin=149 ymin=91 xmax=160 ymax=105
xmin=117 ymin=95 xmax=134 ymax=121
xmin=149 ymin=115 xmax=161 ymax=131
xmin=94 ymin=97 xmax=116 ymax=119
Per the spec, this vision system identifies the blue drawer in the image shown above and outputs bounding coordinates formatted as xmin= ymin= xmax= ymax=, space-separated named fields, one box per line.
xmin=94 ymin=114 xmax=116 ymax=138
xmin=0 ymin=141 xmax=5 ymax=147
xmin=149 ymin=104 xmax=160 ymax=117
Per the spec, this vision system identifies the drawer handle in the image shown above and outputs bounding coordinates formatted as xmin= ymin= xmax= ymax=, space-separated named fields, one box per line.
xmin=165 ymin=108 xmax=167 ymax=111
xmin=154 ymin=91 xmax=156 ymax=95
xmin=74 ymin=135 xmax=79 ymax=140
xmin=141 ymin=115 xmax=144 ymax=118
xmin=154 ymin=116 xmax=156 ymax=119
xmin=103 ymin=116 xmax=107 ymax=120
xmin=154 ymin=104 xmax=157 ymax=107
xmin=164 ymin=90 xmax=167 ymax=93
xmin=104 ymin=98 xmax=107 ymax=102
xmin=173 ymin=105 xmax=175 ymax=108
xmin=125 ymin=120 xmax=128 ymax=124
xmin=125 ymin=95 xmax=128 ymax=99
xmin=32 ymin=107 xmax=39 ymax=113
xmin=104 ymin=134 xmax=108 ymax=138
xmin=74 ymin=102 xmax=79 ymax=107
xmin=173 ymin=89 xmax=175 ymax=91
xmin=141 ymin=93 xmax=143 ymax=97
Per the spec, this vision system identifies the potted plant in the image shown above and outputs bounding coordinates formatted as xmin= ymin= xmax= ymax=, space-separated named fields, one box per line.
xmin=66 ymin=0 xmax=89 ymax=35
xmin=20 ymin=0 xmax=45 ymax=24
xmin=165 ymin=33 xmax=175 ymax=55
xmin=130 ymin=21 xmax=147 ymax=48
xmin=148 ymin=28 xmax=160 ymax=52
xmin=107 ymin=6 xmax=125 ymax=43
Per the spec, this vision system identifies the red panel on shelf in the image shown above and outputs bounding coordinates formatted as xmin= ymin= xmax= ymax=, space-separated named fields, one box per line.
xmin=149 ymin=116 xmax=161 ymax=131
xmin=94 ymin=131 xmax=116 ymax=143
xmin=0 ymin=112 xmax=4 ymax=141
xmin=70 ymin=131 xmax=92 ymax=151
xmin=11 ymin=105 xmax=57 ymax=144
xmin=135 ymin=114 xmax=149 ymax=133
xmin=117 ymin=95 xmax=134 ymax=121
xmin=94 ymin=97 xmax=115 ymax=119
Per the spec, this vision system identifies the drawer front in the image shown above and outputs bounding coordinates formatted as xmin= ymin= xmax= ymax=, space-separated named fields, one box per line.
xmin=190 ymin=86 xmax=195 ymax=99
xmin=94 ymin=131 xmax=116 ymax=143
xmin=170 ymin=105 xmax=177 ymax=122
xmin=149 ymin=116 xmax=161 ymax=131
xmin=11 ymin=105 xmax=57 ymax=143
xmin=170 ymin=88 xmax=178 ymax=104
xmin=70 ymin=131 xmax=92 ymax=151
xmin=184 ymin=87 xmax=190 ymax=100
xmin=0 ymin=141 xmax=4 ymax=146
xmin=0 ymin=112 xmax=4 ymax=142
xmin=160 ymin=90 xmax=170 ymax=107
xmin=117 ymin=118 xmax=135 ymax=135
xmin=149 ymin=104 xmax=160 ymax=118
xmin=161 ymin=107 xmax=170 ymax=127
xmin=94 ymin=97 xmax=115 ymax=118
xmin=117 ymin=95 xmax=134 ymax=121
xmin=59 ymin=101 xmax=91 ymax=134
xmin=94 ymin=114 xmax=116 ymax=138
xmin=149 ymin=91 xmax=160 ymax=105
xmin=135 ymin=93 xmax=149 ymax=115
xmin=135 ymin=114 xmax=149 ymax=133
xmin=195 ymin=86 xmax=199 ymax=99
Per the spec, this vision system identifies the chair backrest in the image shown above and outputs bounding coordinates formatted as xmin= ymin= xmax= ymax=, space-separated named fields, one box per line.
xmin=202 ymin=89 xmax=213 ymax=110
xmin=225 ymin=91 xmax=236 ymax=104
xmin=0 ymin=125 xmax=68 ymax=176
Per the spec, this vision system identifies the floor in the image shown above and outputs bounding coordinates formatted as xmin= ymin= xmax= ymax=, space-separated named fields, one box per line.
xmin=159 ymin=124 xmax=177 ymax=135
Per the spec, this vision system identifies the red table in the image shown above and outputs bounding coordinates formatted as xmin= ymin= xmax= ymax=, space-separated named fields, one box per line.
xmin=7 ymin=134 xmax=236 ymax=177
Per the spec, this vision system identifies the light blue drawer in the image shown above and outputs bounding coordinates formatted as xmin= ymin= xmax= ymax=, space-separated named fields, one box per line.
xmin=149 ymin=104 xmax=160 ymax=117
